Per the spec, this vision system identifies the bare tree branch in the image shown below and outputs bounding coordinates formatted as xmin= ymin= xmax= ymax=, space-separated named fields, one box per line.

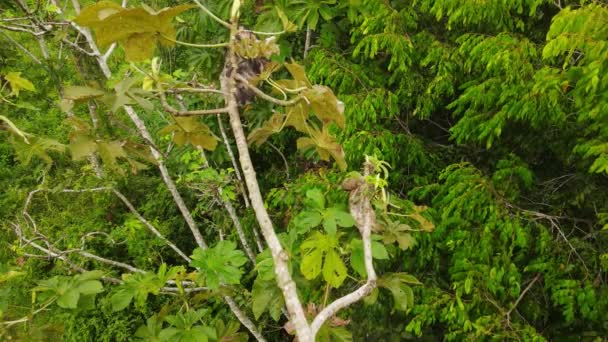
xmin=0 ymin=30 xmax=42 ymax=64
xmin=217 ymin=114 xmax=250 ymax=209
xmin=112 ymin=189 xmax=192 ymax=262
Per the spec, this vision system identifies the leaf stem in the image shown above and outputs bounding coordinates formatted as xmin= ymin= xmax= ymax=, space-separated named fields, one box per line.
xmin=160 ymin=33 xmax=229 ymax=48
xmin=191 ymin=0 xmax=231 ymax=28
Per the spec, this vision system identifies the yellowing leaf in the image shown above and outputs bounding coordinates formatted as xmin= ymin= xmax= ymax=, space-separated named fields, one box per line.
xmin=98 ymin=140 xmax=128 ymax=172
xmin=284 ymin=63 xmax=312 ymax=88
xmin=247 ymin=112 xmax=285 ymax=146
xmin=275 ymin=7 xmax=298 ymax=32
xmin=63 ymin=86 xmax=105 ymax=101
xmin=296 ymin=125 xmax=346 ymax=170
xmin=69 ymin=133 xmax=97 ymax=160
xmin=159 ymin=117 xmax=218 ymax=151
xmin=72 ymin=1 xmax=122 ymax=26
xmin=303 ymin=85 xmax=345 ymax=128
xmin=123 ymin=32 xmax=157 ymax=61
xmin=5 ymin=72 xmax=35 ymax=96
xmin=75 ymin=4 xmax=195 ymax=61
xmin=411 ymin=206 xmax=434 ymax=232
xmin=284 ymin=103 xmax=309 ymax=133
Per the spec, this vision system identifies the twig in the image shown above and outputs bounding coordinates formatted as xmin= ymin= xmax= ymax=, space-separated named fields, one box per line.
xmin=191 ymin=0 xmax=231 ymax=28
xmin=112 ymin=189 xmax=192 ymax=262
xmin=159 ymin=90 xmax=228 ymax=116
xmin=217 ymin=114 xmax=250 ymax=208
xmin=198 ymin=148 xmax=256 ymax=263
xmin=61 ymin=37 xmax=97 ymax=56
xmin=160 ymin=33 xmax=229 ymax=48
xmin=267 ymin=142 xmax=290 ymax=180
xmin=0 ymin=30 xmax=42 ymax=64
xmin=224 ymin=296 xmax=267 ymax=342
xmin=304 ymin=25 xmax=311 ymax=59
xmin=505 ymin=274 xmax=542 ymax=319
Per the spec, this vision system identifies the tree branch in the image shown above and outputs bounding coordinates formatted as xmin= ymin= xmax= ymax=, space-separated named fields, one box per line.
xmin=222 ymin=23 xmax=312 ymax=341
xmin=310 ymin=162 xmax=378 ymax=337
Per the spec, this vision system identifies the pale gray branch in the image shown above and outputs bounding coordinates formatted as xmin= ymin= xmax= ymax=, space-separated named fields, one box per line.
xmin=222 ymin=31 xmax=312 ymax=341
xmin=310 ymin=162 xmax=378 ymax=337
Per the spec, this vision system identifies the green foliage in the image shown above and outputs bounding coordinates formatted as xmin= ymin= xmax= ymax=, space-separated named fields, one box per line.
xmin=292 ymin=188 xmax=354 ymax=235
xmin=300 ymin=231 xmax=347 ymax=288
xmin=33 ymin=271 xmax=105 ymax=309
xmin=111 ymin=264 xmax=180 ymax=312
xmin=159 ymin=309 xmax=216 ymax=342
xmin=2 ymin=0 xmax=608 ymax=340
xmin=190 ymin=241 xmax=247 ymax=290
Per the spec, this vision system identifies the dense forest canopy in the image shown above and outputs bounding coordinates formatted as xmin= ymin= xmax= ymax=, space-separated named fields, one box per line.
xmin=1 ymin=0 xmax=607 ymax=341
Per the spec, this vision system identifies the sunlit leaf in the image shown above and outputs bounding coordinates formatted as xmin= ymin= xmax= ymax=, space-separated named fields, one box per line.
xmin=4 ymin=72 xmax=35 ymax=96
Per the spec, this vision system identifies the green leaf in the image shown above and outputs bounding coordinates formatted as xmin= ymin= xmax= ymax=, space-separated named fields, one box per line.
xmin=322 ymin=207 xmax=355 ymax=234
xmin=275 ymin=7 xmax=298 ymax=32
xmin=322 ymin=216 xmax=337 ymax=235
xmin=349 ymin=239 xmax=388 ymax=277
xmin=0 ymin=115 xmax=30 ymax=143
xmin=378 ymin=273 xmax=420 ymax=311
xmin=306 ymin=188 xmax=326 ymax=209
xmin=75 ymin=270 xmax=105 ymax=281
xmin=300 ymin=232 xmax=347 ymax=287
xmin=254 ymin=249 xmax=275 ymax=281
xmin=57 ymin=288 xmax=80 ymax=309
xmin=190 ymin=241 xmax=248 ymax=290
xmin=293 ymin=210 xmax=323 ymax=233
xmin=110 ymin=288 xmax=135 ymax=312
xmin=4 ymin=72 xmax=35 ymax=96
xmin=371 ymin=240 xmax=389 ymax=260
xmin=135 ymin=315 xmax=163 ymax=341
xmin=322 ymin=249 xmax=347 ymax=288
xmin=11 ymin=135 xmax=65 ymax=168
xmin=77 ymin=280 xmax=104 ymax=295
xmin=251 ymin=278 xmax=284 ymax=321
